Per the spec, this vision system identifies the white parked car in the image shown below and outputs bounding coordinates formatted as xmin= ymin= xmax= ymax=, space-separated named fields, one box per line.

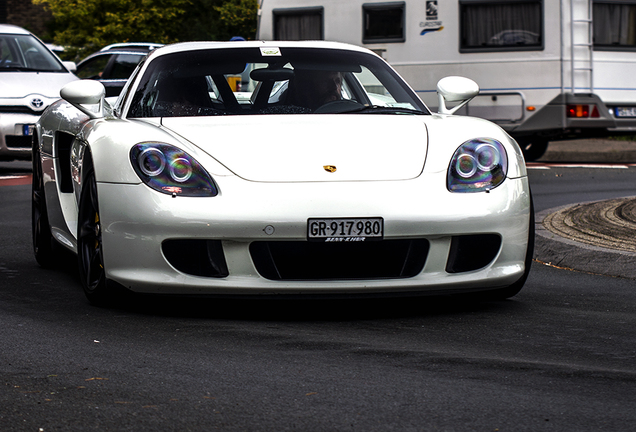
xmin=0 ymin=24 xmax=77 ymax=160
xmin=32 ymin=41 xmax=533 ymax=305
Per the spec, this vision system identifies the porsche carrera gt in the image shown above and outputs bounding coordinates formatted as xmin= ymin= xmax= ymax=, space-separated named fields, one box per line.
xmin=32 ymin=41 xmax=533 ymax=305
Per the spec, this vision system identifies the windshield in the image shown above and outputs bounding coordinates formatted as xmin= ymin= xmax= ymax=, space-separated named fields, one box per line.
xmin=128 ymin=47 xmax=429 ymax=117
xmin=0 ymin=33 xmax=66 ymax=72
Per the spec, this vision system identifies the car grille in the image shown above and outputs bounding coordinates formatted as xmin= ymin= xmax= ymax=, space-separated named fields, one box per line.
xmin=5 ymin=135 xmax=32 ymax=149
xmin=0 ymin=106 xmax=40 ymax=115
xmin=250 ymin=239 xmax=429 ymax=281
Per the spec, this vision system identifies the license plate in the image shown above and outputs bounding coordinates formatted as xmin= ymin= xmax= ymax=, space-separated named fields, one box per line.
xmin=614 ymin=107 xmax=636 ymax=118
xmin=22 ymin=124 xmax=35 ymax=136
xmin=308 ymin=217 xmax=384 ymax=242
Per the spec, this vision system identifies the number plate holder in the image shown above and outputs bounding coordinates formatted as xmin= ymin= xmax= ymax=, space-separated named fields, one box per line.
xmin=615 ymin=107 xmax=636 ymax=118
xmin=19 ymin=124 xmax=35 ymax=136
xmin=307 ymin=217 xmax=384 ymax=242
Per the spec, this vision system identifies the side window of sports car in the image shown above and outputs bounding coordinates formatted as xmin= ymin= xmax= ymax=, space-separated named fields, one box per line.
xmin=117 ymin=60 xmax=145 ymax=117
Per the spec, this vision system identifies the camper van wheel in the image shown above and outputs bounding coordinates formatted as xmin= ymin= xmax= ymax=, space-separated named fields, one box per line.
xmin=520 ymin=139 xmax=548 ymax=161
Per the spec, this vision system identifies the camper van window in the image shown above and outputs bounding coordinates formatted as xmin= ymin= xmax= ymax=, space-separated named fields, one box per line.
xmin=363 ymin=2 xmax=406 ymax=43
xmin=459 ymin=0 xmax=543 ymax=52
xmin=594 ymin=2 xmax=636 ymax=50
xmin=273 ymin=7 xmax=324 ymax=40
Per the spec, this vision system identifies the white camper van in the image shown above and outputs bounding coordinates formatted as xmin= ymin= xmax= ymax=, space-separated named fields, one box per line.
xmin=257 ymin=0 xmax=636 ymax=160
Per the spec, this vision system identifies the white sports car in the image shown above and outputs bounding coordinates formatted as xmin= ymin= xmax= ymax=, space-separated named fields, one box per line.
xmin=32 ymin=41 xmax=533 ymax=305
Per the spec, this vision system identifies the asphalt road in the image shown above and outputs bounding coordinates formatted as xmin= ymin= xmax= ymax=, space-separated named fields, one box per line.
xmin=1 ymin=156 xmax=635 ymax=431
xmin=532 ymin=139 xmax=636 ymax=212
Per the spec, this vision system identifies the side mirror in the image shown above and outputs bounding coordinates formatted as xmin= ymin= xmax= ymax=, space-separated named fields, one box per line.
xmin=436 ymin=76 xmax=479 ymax=115
xmin=63 ymin=61 xmax=77 ymax=73
xmin=60 ymin=80 xmax=106 ymax=119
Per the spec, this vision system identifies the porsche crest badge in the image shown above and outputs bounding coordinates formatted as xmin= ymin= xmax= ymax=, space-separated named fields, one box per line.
xmin=323 ymin=165 xmax=337 ymax=173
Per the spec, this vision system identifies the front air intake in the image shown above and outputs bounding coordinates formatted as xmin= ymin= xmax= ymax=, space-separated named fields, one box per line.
xmin=250 ymin=239 xmax=429 ymax=281
xmin=445 ymin=234 xmax=501 ymax=273
xmin=162 ymin=239 xmax=229 ymax=277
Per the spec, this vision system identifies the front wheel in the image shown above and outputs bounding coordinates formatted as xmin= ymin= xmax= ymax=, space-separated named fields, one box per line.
xmin=77 ymin=168 xmax=110 ymax=305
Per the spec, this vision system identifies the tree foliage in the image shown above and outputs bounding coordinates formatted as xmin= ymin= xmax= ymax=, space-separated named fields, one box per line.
xmin=179 ymin=0 xmax=258 ymax=42
xmin=34 ymin=0 xmax=258 ymax=59
xmin=214 ymin=0 xmax=259 ymax=40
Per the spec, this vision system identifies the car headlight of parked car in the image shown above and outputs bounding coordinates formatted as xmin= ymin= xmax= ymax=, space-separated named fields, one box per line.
xmin=447 ymin=138 xmax=508 ymax=193
xmin=130 ymin=143 xmax=219 ymax=197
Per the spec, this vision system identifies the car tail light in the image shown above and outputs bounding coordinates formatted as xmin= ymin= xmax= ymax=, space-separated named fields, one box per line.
xmin=567 ymin=104 xmax=600 ymax=118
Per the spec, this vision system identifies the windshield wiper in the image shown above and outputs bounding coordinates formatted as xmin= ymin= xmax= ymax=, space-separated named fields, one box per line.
xmin=344 ymin=105 xmax=429 ymax=115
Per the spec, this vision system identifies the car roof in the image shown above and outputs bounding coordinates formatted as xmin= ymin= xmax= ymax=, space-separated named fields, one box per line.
xmin=0 ymin=24 xmax=32 ymax=35
xmin=77 ymin=43 xmax=163 ymax=65
xmin=150 ymin=40 xmax=375 ymax=59
xmin=78 ymin=49 xmax=150 ymax=66
xmin=100 ymin=42 xmax=163 ymax=52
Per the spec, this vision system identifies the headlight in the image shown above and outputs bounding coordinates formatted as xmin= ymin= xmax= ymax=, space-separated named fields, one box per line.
xmin=130 ymin=143 xmax=219 ymax=197
xmin=447 ymin=138 xmax=508 ymax=193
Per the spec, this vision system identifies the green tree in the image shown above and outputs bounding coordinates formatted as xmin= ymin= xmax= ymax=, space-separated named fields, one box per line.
xmin=214 ymin=0 xmax=258 ymax=40
xmin=34 ymin=0 xmax=190 ymax=58
xmin=35 ymin=0 xmax=258 ymax=60
xmin=179 ymin=0 xmax=258 ymax=42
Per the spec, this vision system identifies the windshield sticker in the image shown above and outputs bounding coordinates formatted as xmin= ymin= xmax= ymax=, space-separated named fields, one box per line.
xmin=260 ymin=47 xmax=281 ymax=56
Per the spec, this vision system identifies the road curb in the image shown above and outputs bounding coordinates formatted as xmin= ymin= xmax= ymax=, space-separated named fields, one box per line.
xmin=535 ymin=205 xmax=636 ymax=279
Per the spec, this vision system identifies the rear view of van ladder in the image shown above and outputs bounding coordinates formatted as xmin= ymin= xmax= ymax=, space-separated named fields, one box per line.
xmin=570 ymin=0 xmax=593 ymax=94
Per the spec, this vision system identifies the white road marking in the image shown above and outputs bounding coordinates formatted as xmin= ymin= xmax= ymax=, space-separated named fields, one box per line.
xmin=527 ymin=163 xmax=634 ymax=169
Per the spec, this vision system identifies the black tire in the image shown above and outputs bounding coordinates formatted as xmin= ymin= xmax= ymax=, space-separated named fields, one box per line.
xmin=77 ymin=168 xmax=110 ymax=306
xmin=32 ymin=139 xmax=57 ymax=268
xmin=519 ymin=139 xmax=548 ymax=161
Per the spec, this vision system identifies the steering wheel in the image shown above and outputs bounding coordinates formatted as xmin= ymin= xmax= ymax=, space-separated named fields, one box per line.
xmin=314 ymin=99 xmax=364 ymax=114
xmin=0 ymin=55 xmax=10 ymax=67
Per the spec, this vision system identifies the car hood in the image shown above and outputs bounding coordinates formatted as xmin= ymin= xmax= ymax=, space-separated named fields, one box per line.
xmin=161 ymin=115 xmax=428 ymax=182
xmin=0 ymin=72 xmax=77 ymax=98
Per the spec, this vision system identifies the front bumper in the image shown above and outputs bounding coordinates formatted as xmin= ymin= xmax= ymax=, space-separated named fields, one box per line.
xmin=97 ymin=175 xmax=532 ymax=296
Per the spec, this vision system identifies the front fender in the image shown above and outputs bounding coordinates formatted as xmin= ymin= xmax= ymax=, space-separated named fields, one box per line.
xmin=84 ymin=118 xmax=234 ymax=185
